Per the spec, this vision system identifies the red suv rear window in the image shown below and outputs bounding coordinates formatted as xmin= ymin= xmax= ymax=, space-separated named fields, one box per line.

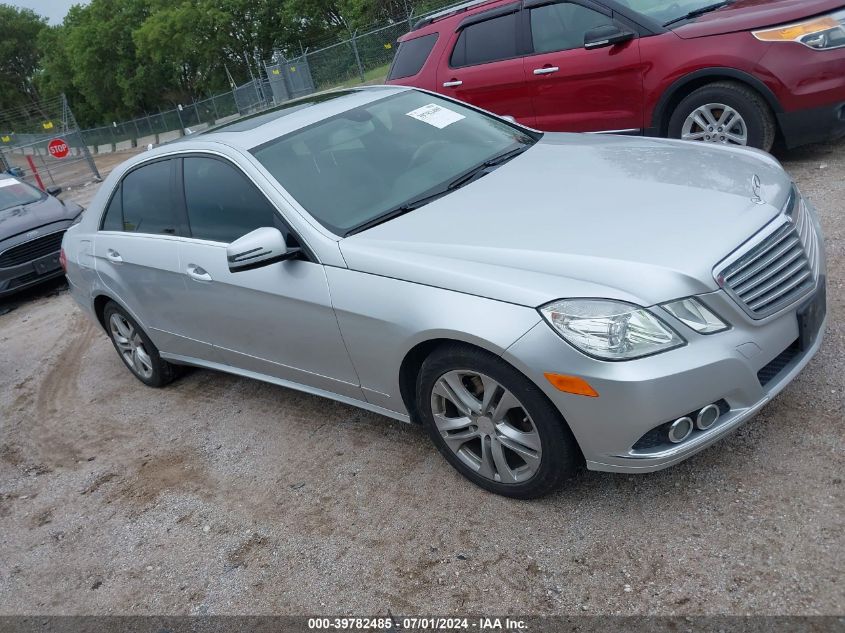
xmin=388 ymin=33 xmax=439 ymax=80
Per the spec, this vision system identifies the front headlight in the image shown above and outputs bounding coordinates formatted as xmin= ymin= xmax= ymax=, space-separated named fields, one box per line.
xmin=661 ymin=298 xmax=729 ymax=334
xmin=753 ymin=10 xmax=845 ymax=50
xmin=539 ymin=299 xmax=684 ymax=361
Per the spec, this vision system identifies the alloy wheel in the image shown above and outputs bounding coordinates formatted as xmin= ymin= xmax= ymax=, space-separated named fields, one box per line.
xmin=681 ymin=103 xmax=748 ymax=146
xmin=109 ymin=313 xmax=154 ymax=380
xmin=430 ymin=370 xmax=542 ymax=484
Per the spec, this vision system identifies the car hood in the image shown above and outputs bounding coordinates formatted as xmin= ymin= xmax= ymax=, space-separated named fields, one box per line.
xmin=339 ymin=134 xmax=791 ymax=308
xmin=0 ymin=196 xmax=81 ymax=242
xmin=672 ymin=0 xmax=844 ymax=39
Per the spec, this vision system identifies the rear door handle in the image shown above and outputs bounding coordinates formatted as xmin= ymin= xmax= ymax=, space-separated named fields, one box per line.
xmin=442 ymin=80 xmax=463 ymax=88
xmin=106 ymin=249 xmax=123 ymax=263
xmin=533 ymin=66 xmax=560 ymax=76
xmin=187 ymin=264 xmax=213 ymax=282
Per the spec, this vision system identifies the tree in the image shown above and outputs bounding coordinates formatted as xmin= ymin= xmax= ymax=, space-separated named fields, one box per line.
xmin=0 ymin=4 xmax=47 ymax=111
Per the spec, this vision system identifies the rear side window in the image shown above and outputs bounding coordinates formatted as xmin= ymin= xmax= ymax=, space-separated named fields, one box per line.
xmin=101 ymin=187 xmax=123 ymax=231
xmin=103 ymin=159 xmax=179 ymax=234
xmin=451 ymin=13 xmax=519 ymax=67
xmin=388 ymin=34 xmax=438 ymax=80
xmin=530 ymin=3 xmax=615 ymax=54
xmin=183 ymin=157 xmax=277 ymax=243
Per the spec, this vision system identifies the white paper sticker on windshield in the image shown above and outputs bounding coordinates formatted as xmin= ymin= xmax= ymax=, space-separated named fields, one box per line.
xmin=406 ymin=104 xmax=465 ymax=129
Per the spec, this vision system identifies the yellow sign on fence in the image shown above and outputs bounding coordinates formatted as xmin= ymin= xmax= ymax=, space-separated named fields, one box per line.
xmin=272 ymin=69 xmax=281 ymax=75
xmin=1 ymin=135 xmax=10 ymax=143
xmin=42 ymin=121 xmax=54 ymax=130
xmin=384 ymin=42 xmax=393 ymax=49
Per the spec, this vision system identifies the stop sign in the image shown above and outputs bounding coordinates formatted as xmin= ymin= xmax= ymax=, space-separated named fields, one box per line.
xmin=47 ymin=138 xmax=70 ymax=159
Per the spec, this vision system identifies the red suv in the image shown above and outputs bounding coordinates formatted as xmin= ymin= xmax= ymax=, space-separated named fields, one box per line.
xmin=387 ymin=0 xmax=845 ymax=151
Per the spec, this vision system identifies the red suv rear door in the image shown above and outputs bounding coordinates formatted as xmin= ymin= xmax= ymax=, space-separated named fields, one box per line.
xmin=436 ymin=5 xmax=537 ymax=126
xmin=523 ymin=0 xmax=645 ymax=133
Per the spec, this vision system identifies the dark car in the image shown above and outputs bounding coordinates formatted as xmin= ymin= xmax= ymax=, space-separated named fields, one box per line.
xmin=387 ymin=0 xmax=845 ymax=151
xmin=0 ymin=175 xmax=83 ymax=297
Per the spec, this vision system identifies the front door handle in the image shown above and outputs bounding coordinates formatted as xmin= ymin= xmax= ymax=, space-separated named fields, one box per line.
xmin=533 ymin=66 xmax=560 ymax=76
xmin=442 ymin=80 xmax=463 ymax=88
xmin=187 ymin=264 xmax=213 ymax=282
xmin=106 ymin=249 xmax=123 ymax=263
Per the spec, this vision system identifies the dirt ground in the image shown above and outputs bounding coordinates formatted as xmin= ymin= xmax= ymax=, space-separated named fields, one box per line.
xmin=0 ymin=141 xmax=842 ymax=616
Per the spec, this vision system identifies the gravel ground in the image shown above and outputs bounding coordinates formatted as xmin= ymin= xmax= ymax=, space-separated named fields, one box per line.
xmin=0 ymin=140 xmax=842 ymax=616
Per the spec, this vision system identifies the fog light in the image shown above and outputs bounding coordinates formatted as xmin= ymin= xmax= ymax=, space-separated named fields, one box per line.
xmin=696 ymin=404 xmax=721 ymax=430
xmin=668 ymin=417 xmax=694 ymax=443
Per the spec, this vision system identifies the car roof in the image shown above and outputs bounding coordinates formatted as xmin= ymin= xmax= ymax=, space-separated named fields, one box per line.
xmin=175 ymin=85 xmax=410 ymax=152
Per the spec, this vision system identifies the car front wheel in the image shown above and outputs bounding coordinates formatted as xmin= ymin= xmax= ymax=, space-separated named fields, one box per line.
xmin=417 ymin=344 xmax=580 ymax=499
xmin=668 ymin=81 xmax=776 ymax=151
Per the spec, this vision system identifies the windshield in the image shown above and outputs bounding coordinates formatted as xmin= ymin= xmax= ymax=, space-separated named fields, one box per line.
xmin=252 ymin=90 xmax=538 ymax=235
xmin=626 ymin=0 xmax=732 ymax=26
xmin=0 ymin=178 xmax=44 ymax=212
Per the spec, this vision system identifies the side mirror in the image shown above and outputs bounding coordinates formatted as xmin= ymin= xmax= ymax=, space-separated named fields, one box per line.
xmin=46 ymin=185 xmax=63 ymax=196
xmin=584 ymin=24 xmax=634 ymax=50
xmin=226 ymin=227 xmax=299 ymax=272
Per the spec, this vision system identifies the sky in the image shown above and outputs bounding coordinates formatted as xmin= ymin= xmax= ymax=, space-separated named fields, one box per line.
xmin=10 ymin=0 xmax=89 ymax=24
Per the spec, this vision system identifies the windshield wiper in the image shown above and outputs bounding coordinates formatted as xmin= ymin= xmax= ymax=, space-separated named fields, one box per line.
xmin=663 ymin=1 xmax=733 ymax=27
xmin=446 ymin=144 xmax=531 ymax=191
xmin=345 ymin=189 xmax=453 ymax=236
xmin=345 ymin=144 xmax=531 ymax=237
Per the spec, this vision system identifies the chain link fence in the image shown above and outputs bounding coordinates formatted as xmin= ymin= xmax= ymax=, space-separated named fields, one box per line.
xmin=0 ymin=94 xmax=101 ymax=192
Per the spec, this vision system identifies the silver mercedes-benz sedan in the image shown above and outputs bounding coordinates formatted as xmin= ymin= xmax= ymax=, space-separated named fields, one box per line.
xmin=62 ymin=86 xmax=827 ymax=498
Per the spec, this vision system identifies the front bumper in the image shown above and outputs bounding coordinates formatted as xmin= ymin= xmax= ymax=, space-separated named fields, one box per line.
xmin=503 ymin=278 xmax=827 ymax=474
xmin=0 ymin=250 xmax=65 ymax=297
xmin=778 ymin=102 xmax=845 ymax=149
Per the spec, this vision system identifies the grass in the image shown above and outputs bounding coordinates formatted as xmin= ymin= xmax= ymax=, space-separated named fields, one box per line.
xmin=325 ymin=64 xmax=392 ymax=90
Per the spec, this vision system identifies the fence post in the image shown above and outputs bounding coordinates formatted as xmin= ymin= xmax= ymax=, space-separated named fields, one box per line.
xmin=210 ymin=95 xmax=219 ymax=120
xmin=351 ymin=30 xmax=365 ymax=82
xmin=0 ymin=147 xmax=9 ymax=172
xmin=63 ymin=93 xmax=101 ymax=181
xmin=193 ymin=99 xmax=200 ymax=125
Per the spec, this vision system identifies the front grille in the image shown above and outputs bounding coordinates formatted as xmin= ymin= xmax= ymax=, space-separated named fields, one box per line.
xmin=757 ymin=339 xmax=801 ymax=387
xmin=0 ymin=231 xmax=65 ymax=268
xmin=717 ymin=192 xmax=819 ymax=319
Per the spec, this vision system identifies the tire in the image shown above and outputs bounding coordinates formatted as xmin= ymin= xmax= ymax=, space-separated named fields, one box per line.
xmin=668 ymin=81 xmax=776 ymax=152
xmin=103 ymin=301 xmax=178 ymax=388
xmin=416 ymin=344 xmax=580 ymax=499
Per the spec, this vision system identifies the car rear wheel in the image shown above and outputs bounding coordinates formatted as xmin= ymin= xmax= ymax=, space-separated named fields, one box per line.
xmin=103 ymin=301 xmax=178 ymax=388
xmin=417 ymin=344 xmax=580 ymax=499
xmin=668 ymin=81 xmax=776 ymax=151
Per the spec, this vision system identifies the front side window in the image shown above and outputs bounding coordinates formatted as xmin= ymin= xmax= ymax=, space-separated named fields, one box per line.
xmin=252 ymin=90 xmax=538 ymax=236
xmin=451 ymin=13 xmax=519 ymax=67
xmin=183 ymin=157 xmax=277 ymax=243
xmin=120 ymin=159 xmax=179 ymax=234
xmin=0 ymin=178 xmax=44 ymax=212
xmin=530 ymin=3 xmax=616 ymax=54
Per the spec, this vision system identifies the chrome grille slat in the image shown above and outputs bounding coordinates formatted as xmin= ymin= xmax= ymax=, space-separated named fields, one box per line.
xmin=728 ymin=236 xmax=801 ymax=287
xmin=724 ymin=226 xmax=794 ymax=282
xmin=741 ymin=259 xmax=809 ymax=303
xmin=748 ymin=266 xmax=812 ymax=310
xmin=733 ymin=246 xmax=804 ymax=294
xmin=716 ymin=191 xmax=820 ymax=319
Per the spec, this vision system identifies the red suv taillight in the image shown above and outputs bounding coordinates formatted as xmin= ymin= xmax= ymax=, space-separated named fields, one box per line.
xmin=59 ymin=247 xmax=67 ymax=273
